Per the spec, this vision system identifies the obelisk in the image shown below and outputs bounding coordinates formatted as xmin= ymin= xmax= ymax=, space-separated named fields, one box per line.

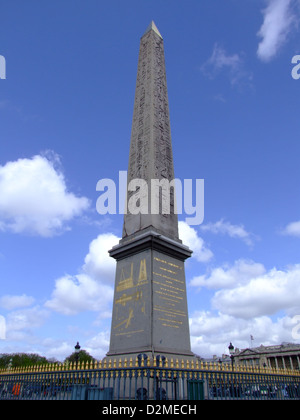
xmin=107 ymin=22 xmax=193 ymax=358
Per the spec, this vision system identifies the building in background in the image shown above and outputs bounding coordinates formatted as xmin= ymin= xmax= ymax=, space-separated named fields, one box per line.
xmin=233 ymin=343 xmax=300 ymax=371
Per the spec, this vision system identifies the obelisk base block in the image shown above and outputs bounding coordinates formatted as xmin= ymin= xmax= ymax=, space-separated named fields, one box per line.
xmin=107 ymin=230 xmax=193 ymax=359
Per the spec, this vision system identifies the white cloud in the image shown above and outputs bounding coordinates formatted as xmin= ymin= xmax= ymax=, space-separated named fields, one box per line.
xmin=0 ymin=294 xmax=35 ymax=310
xmin=200 ymin=219 xmax=256 ymax=246
xmin=206 ymin=44 xmax=241 ymax=72
xmin=38 ymin=332 xmax=111 ymax=361
xmin=83 ymin=233 xmax=118 ymax=283
xmin=190 ymin=311 xmax=262 ymax=356
xmin=41 ymin=340 xmax=74 ymax=361
xmin=45 ymin=233 xmax=119 ymax=315
xmin=45 ymin=274 xmax=113 ymax=316
xmin=189 ymin=310 xmax=297 ymax=358
xmin=281 ymin=220 xmax=300 ymax=237
xmin=85 ymin=331 xmax=110 ymax=359
xmin=201 ymin=44 xmax=252 ymax=87
xmin=257 ymin=0 xmax=298 ymax=61
xmin=212 ymin=264 xmax=300 ymax=319
xmin=190 ymin=259 xmax=266 ymax=290
xmin=179 ymin=221 xmax=213 ymax=262
xmin=189 ymin=259 xmax=300 ymax=357
xmin=6 ymin=306 xmax=49 ymax=333
xmin=0 ymin=153 xmax=90 ymax=237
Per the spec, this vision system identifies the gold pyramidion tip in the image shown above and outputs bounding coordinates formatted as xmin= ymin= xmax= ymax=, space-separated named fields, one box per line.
xmin=143 ymin=21 xmax=163 ymax=39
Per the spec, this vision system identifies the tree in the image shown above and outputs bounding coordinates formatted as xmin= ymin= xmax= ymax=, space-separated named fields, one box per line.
xmin=64 ymin=349 xmax=96 ymax=366
xmin=0 ymin=353 xmax=50 ymax=369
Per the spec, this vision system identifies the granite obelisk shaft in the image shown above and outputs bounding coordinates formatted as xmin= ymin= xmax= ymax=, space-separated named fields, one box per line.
xmin=123 ymin=21 xmax=178 ymax=240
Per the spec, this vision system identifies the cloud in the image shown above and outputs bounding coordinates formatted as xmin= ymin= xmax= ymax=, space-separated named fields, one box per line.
xmin=83 ymin=233 xmax=119 ymax=282
xmin=190 ymin=311 xmax=268 ymax=356
xmin=178 ymin=221 xmax=213 ymax=262
xmin=41 ymin=340 xmax=75 ymax=361
xmin=0 ymin=153 xmax=90 ymax=237
xmin=6 ymin=306 xmax=49 ymax=335
xmin=200 ymin=219 xmax=256 ymax=246
xmin=45 ymin=233 xmax=118 ymax=315
xmin=190 ymin=259 xmax=266 ymax=290
xmin=45 ymin=274 xmax=114 ymax=316
xmin=201 ymin=43 xmax=253 ymax=87
xmin=189 ymin=258 xmax=300 ymax=356
xmin=0 ymin=294 xmax=35 ymax=310
xmin=211 ymin=263 xmax=300 ymax=319
xmin=257 ymin=0 xmax=298 ymax=61
xmin=281 ymin=220 xmax=300 ymax=237
xmin=85 ymin=331 xmax=110 ymax=359
xmin=189 ymin=310 xmax=297 ymax=357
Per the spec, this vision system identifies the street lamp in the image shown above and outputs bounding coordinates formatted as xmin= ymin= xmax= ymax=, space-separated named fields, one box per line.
xmin=75 ymin=342 xmax=81 ymax=369
xmin=228 ymin=342 xmax=235 ymax=371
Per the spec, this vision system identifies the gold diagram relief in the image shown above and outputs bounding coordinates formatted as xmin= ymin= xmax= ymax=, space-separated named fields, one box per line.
xmin=116 ymin=263 xmax=134 ymax=292
xmin=115 ymin=290 xmax=142 ymax=306
xmin=116 ymin=259 xmax=148 ymax=292
xmin=113 ymin=259 xmax=148 ymax=333
xmin=137 ymin=259 xmax=147 ymax=285
xmin=114 ymin=308 xmax=134 ymax=330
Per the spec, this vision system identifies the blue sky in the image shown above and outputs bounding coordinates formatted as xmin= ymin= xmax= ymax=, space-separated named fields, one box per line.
xmin=0 ymin=0 xmax=300 ymax=360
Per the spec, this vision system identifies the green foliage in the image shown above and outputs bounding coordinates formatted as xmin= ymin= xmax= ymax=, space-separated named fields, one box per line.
xmin=64 ymin=349 xmax=96 ymax=365
xmin=0 ymin=353 xmax=51 ymax=369
xmin=0 ymin=348 xmax=97 ymax=369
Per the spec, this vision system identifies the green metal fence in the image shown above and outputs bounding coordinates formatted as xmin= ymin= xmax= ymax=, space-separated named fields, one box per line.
xmin=0 ymin=357 xmax=299 ymax=400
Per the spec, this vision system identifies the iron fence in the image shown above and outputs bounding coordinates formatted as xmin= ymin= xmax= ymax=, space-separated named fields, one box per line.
xmin=0 ymin=357 xmax=299 ymax=400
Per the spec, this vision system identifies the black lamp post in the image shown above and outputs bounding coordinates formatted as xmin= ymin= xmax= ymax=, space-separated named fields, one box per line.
xmin=74 ymin=342 xmax=81 ymax=369
xmin=228 ymin=342 xmax=235 ymax=371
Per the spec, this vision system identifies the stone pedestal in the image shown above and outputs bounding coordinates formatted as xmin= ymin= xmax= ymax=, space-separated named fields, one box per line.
xmin=107 ymin=230 xmax=193 ymax=357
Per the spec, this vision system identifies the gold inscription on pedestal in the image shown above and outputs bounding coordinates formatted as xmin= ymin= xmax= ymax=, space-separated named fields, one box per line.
xmin=153 ymin=256 xmax=187 ymax=329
